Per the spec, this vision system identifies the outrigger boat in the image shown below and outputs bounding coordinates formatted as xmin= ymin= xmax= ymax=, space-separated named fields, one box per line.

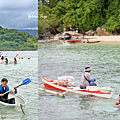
xmin=41 ymin=76 xmax=114 ymax=99
xmin=58 ymin=31 xmax=83 ymax=44
xmin=0 ymin=93 xmax=27 ymax=107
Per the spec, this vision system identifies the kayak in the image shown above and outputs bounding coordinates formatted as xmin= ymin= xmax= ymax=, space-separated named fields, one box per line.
xmin=42 ymin=76 xmax=114 ymax=99
xmin=0 ymin=93 xmax=27 ymax=107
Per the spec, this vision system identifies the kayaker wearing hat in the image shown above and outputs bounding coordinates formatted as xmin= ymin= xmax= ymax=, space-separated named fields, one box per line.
xmin=80 ymin=66 xmax=97 ymax=89
xmin=0 ymin=78 xmax=17 ymax=104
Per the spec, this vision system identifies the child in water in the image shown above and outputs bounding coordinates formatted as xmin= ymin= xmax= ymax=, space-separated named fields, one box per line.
xmin=114 ymin=95 xmax=120 ymax=107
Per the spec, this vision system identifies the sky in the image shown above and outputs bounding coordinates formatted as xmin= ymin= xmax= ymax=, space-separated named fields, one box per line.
xmin=0 ymin=0 xmax=38 ymax=30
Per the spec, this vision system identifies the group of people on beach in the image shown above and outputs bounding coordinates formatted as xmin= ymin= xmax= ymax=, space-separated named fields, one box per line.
xmin=80 ymin=66 xmax=120 ymax=107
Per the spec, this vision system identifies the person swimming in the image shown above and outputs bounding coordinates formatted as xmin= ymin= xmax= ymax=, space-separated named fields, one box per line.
xmin=114 ymin=95 xmax=120 ymax=107
xmin=1 ymin=56 xmax=4 ymax=60
xmin=14 ymin=58 xmax=17 ymax=64
xmin=4 ymin=58 xmax=8 ymax=64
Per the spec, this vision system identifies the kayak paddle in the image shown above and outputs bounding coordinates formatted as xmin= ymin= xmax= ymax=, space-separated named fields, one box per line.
xmin=3 ymin=78 xmax=32 ymax=95
xmin=15 ymin=54 xmax=18 ymax=57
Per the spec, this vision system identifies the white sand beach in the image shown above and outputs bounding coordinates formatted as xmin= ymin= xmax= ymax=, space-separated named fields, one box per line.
xmin=85 ymin=35 xmax=120 ymax=42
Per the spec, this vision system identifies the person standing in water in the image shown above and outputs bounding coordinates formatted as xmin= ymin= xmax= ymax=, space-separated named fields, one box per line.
xmin=14 ymin=58 xmax=17 ymax=64
xmin=4 ymin=58 xmax=8 ymax=64
xmin=80 ymin=66 xmax=97 ymax=89
xmin=114 ymin=95 xmax=120 ymax=107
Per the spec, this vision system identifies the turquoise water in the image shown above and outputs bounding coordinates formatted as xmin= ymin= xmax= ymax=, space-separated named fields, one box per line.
xmin=0 ymin=51 xmax=38 ymax=120
xmin=38 ymin=41 xmax=120 ymax=120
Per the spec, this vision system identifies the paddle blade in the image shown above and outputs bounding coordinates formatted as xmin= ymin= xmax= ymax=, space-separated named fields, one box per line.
xmin=16 ymin=54 xmax=18 ymax=57
xmin=22 ymin=78 xmax=31 ymax=85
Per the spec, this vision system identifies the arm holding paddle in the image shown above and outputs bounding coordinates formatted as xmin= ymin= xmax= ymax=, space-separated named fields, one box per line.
xmin=14 ymin=86 xmax=17 ymax=93
xmin=9 ymin=86 xmax=17 ymax=95
xmin=3 ymin=78 xmax=31 ymax=95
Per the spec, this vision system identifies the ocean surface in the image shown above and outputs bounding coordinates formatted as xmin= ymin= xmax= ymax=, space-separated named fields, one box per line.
xmin=38 ymin=41 xmax=120 ymax=120
xmin=0 ymin=51 xmax=38 ymax=120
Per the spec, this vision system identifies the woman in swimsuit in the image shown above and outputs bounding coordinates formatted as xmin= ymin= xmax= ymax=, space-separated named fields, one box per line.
xmin=14 ymin=58 xmax=17 ymax=64
xmin=114 ymin=95 xmax=120 ymax=107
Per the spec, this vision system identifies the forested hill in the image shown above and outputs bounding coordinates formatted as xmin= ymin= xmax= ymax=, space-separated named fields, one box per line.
xmin=38 ymin=0 xmax=120 ymax=35
xmin=0 ymin=26 xmax=38 ymax=51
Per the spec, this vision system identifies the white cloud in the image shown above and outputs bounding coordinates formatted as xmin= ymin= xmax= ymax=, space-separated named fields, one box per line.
xmin=0 ymin=0 xmax=38 ymax=29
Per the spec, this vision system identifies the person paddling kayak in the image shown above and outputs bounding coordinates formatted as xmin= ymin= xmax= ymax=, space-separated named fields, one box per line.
xmin=114 ymin=95 xmax=120 ymax=107
xmin=80 ymin=66 xmax=97 ymax=89
xmin=0 ymin=78 xmax=17 ymax=104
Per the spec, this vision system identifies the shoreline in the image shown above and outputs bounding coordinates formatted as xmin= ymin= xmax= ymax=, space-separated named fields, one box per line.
xmin=84 ymin=35 xmax=120 ymax=42
xmin=39 ymin=35 xmax=120 ymax=42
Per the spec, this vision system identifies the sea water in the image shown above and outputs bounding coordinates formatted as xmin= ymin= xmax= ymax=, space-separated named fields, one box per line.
xmin=38 ymin=41 xmax=120 ymax=120
xmin=0 ymin=51 xmax=38 ymax=120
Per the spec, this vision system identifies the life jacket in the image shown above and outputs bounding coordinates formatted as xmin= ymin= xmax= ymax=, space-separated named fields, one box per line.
xmin=0 ymin=85 xmax=9 ymax=100
xmin=0 ymin=85 xmax=9 ymax=93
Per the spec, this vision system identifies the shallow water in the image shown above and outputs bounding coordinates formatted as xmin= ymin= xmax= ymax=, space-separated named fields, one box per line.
xmin=38 ymin=41 xmax=120 ymax=120
xmin=0 ymin=51 xmax=38 ymax=120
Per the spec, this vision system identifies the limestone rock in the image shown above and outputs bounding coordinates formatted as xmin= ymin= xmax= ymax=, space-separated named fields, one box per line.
xmin=96 ymin=27 xmax=111 ymax=36
xmin=85 ymin=29 xmax=95 ymax=36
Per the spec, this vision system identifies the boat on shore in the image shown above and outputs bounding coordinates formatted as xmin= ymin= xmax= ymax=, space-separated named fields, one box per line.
xmin=0 ymin=93 xmax=27 ymax=107
xmin=87 ymin=40 xmax=100 ymax=43
xmin=41 ymin=76 xmax=114 ymax=99
xmin=58 ymin=31 xmax=83 ymax=44
xmin=38 ymin=39 xmax=58 ymax=44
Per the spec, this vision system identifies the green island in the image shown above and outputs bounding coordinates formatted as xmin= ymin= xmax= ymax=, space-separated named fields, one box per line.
xmin=0 ymin=26 xmax=38 ymax=51
xmin=38 ymin=0 xmax=120 ymax=35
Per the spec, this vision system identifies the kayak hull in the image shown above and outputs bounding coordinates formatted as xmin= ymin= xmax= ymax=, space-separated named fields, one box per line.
xmin=42 ymin=76 xmax=113 ymax=99
xmin=0 ymin=94 xmax=27 ymax=107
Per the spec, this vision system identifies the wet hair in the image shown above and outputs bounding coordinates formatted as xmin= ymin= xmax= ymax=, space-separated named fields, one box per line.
xmin=5 ymin=58 xmax=8 ymax=60
xmin=1 ymin=78 xmax=8 ymax=82
xmin=1 ymin=56 xmax=4 ymax=60
xmin=14 ymin=58 xmax=17 ymax=61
